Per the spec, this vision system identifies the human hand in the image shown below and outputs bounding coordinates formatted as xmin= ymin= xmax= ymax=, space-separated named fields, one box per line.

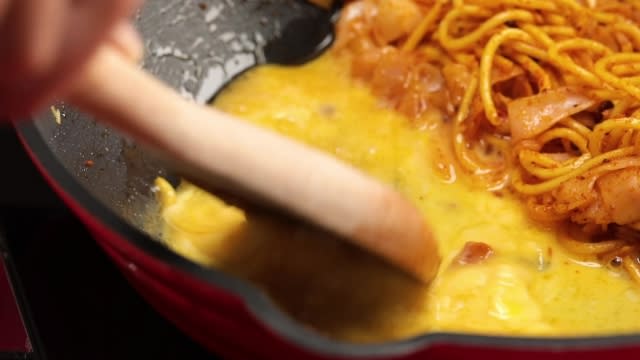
xmin=0 ymin=0 xmax=144 ymax=120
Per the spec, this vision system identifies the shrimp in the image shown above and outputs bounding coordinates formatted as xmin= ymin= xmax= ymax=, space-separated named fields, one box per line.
xmin=565 ymin=167 xmax=640 ymax=227
xmin=333 ymin=0 xmax=378 ymax=53
xmin=336 ymin=0 xmax=423 ymax=50
xmin=335 ymin=0 xmax=452 ymax=121
xmin=372 ymin=0 xmax=422 ymax=44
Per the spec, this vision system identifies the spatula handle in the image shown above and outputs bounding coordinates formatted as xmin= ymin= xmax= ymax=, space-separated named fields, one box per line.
xmin=70 ymin=46 xmax=440 ymax=282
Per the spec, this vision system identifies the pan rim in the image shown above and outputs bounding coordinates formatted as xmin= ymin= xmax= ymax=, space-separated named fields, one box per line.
xmin=13 ymin=120 xmax=640 ymax=357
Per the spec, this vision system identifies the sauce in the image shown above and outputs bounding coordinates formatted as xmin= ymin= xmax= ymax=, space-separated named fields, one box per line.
xmin=154 ymin=53 xmax=640 ymax=342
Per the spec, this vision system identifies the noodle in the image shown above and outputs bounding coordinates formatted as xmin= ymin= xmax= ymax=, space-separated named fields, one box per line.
xmin=595 ymin=54 xmax=640 ymax=100
xmin=335 ymin=0 xmax=640 ymax=284
xmin=480 ymin=28 xmax=533 ymax=126
xmin=402 ymin=0 xmax=447 ymax=52
xmin=623 ymin=256 xmax=640 ymax=284
xmin=559 ymin=231 xmax=624 ymax=256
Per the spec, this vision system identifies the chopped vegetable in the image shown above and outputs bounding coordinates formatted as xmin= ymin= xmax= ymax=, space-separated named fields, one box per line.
xmin=508 ymin=87 xmax=595 ymax=141
xmin=51 ymin=106 xmax=62 ymax=125
xmin=454 ymin=241 xmax=494 ymax=265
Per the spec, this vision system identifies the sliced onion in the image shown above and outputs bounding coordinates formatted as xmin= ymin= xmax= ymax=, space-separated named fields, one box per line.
xmin=508 ymin=87 xmax=595 ymax=141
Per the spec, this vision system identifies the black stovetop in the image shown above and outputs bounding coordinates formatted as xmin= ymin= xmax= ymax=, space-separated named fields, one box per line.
xmin=0 ymin=126 xmax=217 ymax=360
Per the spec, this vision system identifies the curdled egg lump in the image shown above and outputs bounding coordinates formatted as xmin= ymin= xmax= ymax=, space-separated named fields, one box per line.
xmin=155 ymin=178 xmax=247 ymax=266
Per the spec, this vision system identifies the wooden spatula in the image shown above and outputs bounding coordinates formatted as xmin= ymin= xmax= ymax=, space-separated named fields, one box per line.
xmin=69 ymin=45 xmax=441 ymax=283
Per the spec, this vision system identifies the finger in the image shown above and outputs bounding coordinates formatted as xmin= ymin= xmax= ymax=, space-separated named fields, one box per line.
xmin=3 ymin=0 xmax=144 ymax=118
xmin=67 ymin=0 xmax=143 ymax=50
xmin=0 ymin=0 xmax=67 ymax=81
xmin=0 ymin=0 xmax=68 ymax=118
xmin=55 ymin=0 xmax=142 ymax=84
xmin=109 ymin=21 xmax=144 ymax=63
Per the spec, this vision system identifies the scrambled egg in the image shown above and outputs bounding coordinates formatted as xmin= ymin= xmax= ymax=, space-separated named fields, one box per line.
xmin=153 ymin=54 xmax=640 ymax=342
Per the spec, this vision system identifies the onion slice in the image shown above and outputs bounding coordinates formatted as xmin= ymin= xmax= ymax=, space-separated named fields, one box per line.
xmin=508 ymin=87 xmax=595 ymax=141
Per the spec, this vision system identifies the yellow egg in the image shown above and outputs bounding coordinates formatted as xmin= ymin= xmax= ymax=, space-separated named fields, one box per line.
xmin=159 ymin=181 xmax=246 ymax=265
xmin=152 ymin=53 xmax=640 ymax=342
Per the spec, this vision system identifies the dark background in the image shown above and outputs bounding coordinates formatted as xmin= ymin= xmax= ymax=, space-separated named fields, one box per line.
xmin=0 ymin=125 xmax=58 ymax=208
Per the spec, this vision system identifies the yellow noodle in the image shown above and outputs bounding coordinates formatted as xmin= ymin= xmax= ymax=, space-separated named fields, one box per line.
xmin=512 ymin=147 xmax=636 ymax=194
xmin=494 ymin=54 xmax=516 ymax=71
xmin=560 ymin=234 xmax=625 ymax=256
xmin=539 ymin=25 xmax=576 ymax=37
xmin=510 ymin=53 xmax=552 ymax=91
xmin=615 ymin=32 xmax=635 ymax=53
xmin=506 ymin=41 xmax=550 ymax=62
xmin=555 ymin=39 xmax=614 ymax=56
xmin=589 ymin=117 xmax=640 ymax=155
xmin=451 ymin=52 xmax=477 ymax=67
xmin=613 ymin=22 xmax=640 ymax=50
xmin=621 ymin=129 xmax=635 ymax=147
xmin=543 ymin=13 xmax=567 ymax=26
xmin=595 ymin=53 xmax=640 ymax=100
xmin=611 ymin=63 xmax=640 ymax=77
xmin=453 ymin=75 xmax=492 ymax=174
xmin=519 ymin=151 xmax=591 ymax=180
xmin=480 ymin=28 xmax=533 ymax=126
xmin=402 ymin=0 xmax=448 ymax=52
xmin=624 ymin=256 xmax=640 ymax=284
xmin=559 ymin=118 xmax=592 ymax=138
xmin=421 ymin=45 xmax=450 ymax=64
xmin=537 ymin=127 xmax=590 ymax=154
xmin=549 ymin=39 xmax=613 ymax=87
xmin=606 ymin=127 xmax=630 ymax=151
xmin=465 ymin=0 xmax=557 ymax=11
xmin=439 ymin=8 xmax=534 ymax=51
xmin=521 ymin=24 xmax=554 ymax=48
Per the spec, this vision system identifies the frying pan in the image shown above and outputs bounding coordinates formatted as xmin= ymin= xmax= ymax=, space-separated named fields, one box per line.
xmin=13 ymin=0 xmax=640 ymax=358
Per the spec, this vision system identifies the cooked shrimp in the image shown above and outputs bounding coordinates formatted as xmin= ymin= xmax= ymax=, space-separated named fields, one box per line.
xmin=372 ymin=0 xmax=422 ymax=44
xmin=566 ymin=167 xmax=640 ymax=227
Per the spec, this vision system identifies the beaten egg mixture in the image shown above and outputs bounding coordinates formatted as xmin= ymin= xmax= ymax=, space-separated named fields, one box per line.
xmin=153 ymin=54 xmax=640 ymax=342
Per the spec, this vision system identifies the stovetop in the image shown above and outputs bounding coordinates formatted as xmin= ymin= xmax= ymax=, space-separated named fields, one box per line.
xmin=0 ymin=126 xmax=216 ymax=360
